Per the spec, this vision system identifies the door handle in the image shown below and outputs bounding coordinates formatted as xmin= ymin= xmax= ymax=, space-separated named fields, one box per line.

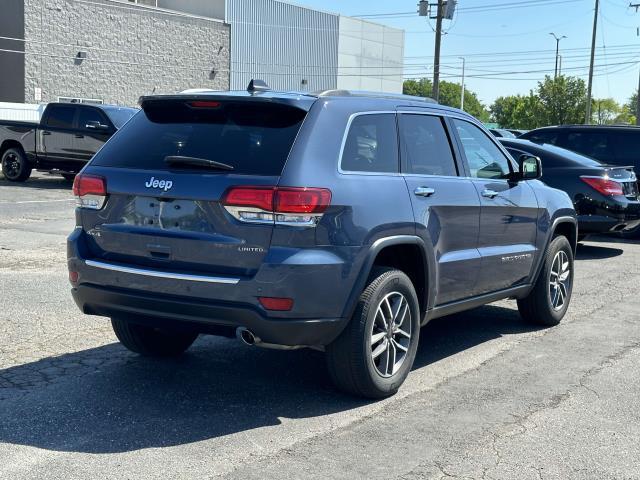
xmin=42 ymin=131 xmax=51 ymax=136
xmin=75 ymin=134 xmax=85 ymax=139
xmin=482 ymin=189 xmax=499 ymax=199
xmin=414 ymin=186 xmax=436 ymax=197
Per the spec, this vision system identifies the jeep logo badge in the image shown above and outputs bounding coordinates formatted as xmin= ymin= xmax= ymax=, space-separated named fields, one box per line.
xmin=145 ymin=176 xmax=173 ymax=192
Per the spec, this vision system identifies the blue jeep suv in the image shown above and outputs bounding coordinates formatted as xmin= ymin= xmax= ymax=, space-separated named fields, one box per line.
xmin=68 ymin=84 xmax=577 ymax=398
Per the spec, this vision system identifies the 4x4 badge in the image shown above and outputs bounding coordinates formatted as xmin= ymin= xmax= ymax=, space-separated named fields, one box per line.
xmin=145 ymin=176 xmax=173 ymax=192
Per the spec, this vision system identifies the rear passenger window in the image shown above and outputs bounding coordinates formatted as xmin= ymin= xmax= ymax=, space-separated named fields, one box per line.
xmin=341 ymin=114 xmax=399 ymax=173
xmin=45 ymin=106 xmax=76 ymax=129
xmin=564 ymin=132 xmax=613 ymax=162
xmin=526 ymin=131 xmax=559 ymax=145
xmin=399 ymin=114 xmax=457 ymax=176
xmin=612 ymin=132 xmax=640 ymax=165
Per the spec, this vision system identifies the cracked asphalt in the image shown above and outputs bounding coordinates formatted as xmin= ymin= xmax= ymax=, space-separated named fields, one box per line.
xmin=1 ymin=173 xmax=639 ymax=479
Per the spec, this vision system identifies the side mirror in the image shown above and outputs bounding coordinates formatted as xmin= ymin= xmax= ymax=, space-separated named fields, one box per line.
xmin=517 ymin=154 xmax=542 ymax=180
xmin=85 ymin=120 xmax=109 ymax=131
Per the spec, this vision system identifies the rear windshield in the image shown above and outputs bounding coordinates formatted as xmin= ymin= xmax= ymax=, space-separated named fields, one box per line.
xmin=103 ymin=107 xmax=138 ymax=128
xmin=90 ymin=101 xmax=308 ymax=175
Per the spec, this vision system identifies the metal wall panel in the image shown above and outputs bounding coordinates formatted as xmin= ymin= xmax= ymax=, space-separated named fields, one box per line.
xmin=225 ymin=0 xmax=339 ymax=92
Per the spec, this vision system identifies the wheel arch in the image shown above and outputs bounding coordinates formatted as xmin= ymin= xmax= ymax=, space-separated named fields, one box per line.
xmin=530 ymin=215 xmax=577 ymax=287
xmin=0 ymin=139 xmax=26 ymax=158
xmin=342 ymin=236 xmax=435 ymax=323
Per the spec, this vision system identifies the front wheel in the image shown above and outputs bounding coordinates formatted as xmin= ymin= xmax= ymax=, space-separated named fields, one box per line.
xmin=326 ymin=267 xmax=420 ymax=399
xmin=1 ymin=147 xmax=32 ymax=182
xmin=518 ymin=235 xmax=574 ymax=326
xmin=111 ymin=317 xmax=198 ymax=356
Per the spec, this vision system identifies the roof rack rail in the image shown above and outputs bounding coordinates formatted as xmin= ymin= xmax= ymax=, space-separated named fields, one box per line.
xmin=313 ymin=89 xmax=437 ymax=104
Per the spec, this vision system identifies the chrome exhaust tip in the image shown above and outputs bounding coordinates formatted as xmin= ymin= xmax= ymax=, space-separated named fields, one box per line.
xmin=236 ymin=327 xmax=256 ymax=346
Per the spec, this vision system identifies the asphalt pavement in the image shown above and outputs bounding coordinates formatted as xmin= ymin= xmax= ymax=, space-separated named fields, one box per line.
xmin=0 ymin=172 xmax=638 ymax=479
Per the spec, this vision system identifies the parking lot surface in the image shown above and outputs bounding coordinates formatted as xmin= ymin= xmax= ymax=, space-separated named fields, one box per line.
xmin=1 ymin=173 xmax=639 ymax=480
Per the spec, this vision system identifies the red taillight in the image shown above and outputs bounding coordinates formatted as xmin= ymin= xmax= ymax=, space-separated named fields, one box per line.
xmin=221 ymin=186 xmax=331 ymax=225
xmin=275 ymin=187 xmax=332 ymax=214
xmin=73 ymin=174 xmax=107 ymax=209
xmin=580 ymin=176 xmax=624 ymax=196
xmin=223 ymin=186 xmax=275 ymax=212
xmin=258 ymin=297 xmax=294 ymax=311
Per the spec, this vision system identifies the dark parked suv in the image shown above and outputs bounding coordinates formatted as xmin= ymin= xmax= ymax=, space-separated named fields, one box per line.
xmin=68 ymin=84 xmax=577 ymax=398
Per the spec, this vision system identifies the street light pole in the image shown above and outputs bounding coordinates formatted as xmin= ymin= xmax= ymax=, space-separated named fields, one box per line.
xmin=459 ymin=57 xmax=465 ymax=111
xmin=549 ymin=33 xmax=567 ymax=79
xmin=585 ymin=0 xmax=599 ymax=124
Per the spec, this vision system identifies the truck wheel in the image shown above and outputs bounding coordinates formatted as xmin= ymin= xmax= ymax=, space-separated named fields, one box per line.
xmin=326 ymin=267 xmax=420 ymax=399
xmin=517 ymin=235 xmax=574 ymax=326
xmin=1 ymin=147 xmax=32 ymax=182
xmin=111 ymin=317 xmax=198 ymax=356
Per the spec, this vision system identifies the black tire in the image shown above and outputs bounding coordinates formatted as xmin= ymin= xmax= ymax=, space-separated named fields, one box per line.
xmin=111 ymin=317 xmax=198 ymax=357
xmin=61 ymin=173 xmax=76 ymax=182
xmin=326 ymin=267 xmax=420 ymax=399
xmin=1 ymin=147 xmax=32 ymax=182
xmin=517 ymin=235 xmax=574 ymax=326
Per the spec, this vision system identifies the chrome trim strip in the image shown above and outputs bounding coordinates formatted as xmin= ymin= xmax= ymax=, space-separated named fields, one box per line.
xmin=84 ymin=260 xmax=240 ymax=284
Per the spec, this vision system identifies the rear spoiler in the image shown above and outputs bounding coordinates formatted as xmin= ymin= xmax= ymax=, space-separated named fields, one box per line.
xmin=138 ymin=94 xmax=316 ymax=112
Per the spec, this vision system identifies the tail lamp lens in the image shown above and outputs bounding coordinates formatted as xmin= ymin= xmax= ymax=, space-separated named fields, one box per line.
xmin=222 ymin=186 xmax=331 ymax=225
xmin=580 ymin=176 xmax=624 ymax=196
xmin=73 ymin=174 xmax=107 ymax=209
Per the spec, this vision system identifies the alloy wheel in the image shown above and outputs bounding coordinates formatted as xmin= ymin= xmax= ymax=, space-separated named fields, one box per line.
xmin=370 ymin=291 xmax=412 ymax=378
xmin=549 ymin=250 xmax=571 ymax=311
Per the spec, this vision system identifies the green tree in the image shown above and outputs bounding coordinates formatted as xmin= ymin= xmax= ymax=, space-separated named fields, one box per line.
xmin=536 ymin=75 xmax=587 ymax=125
xmin=403 ymin=78 xmax=490 ymax=122
xmin=591 ymin=98 xmax=621 ymax=125
xmin=490 ymin=94 xmax=540 ymax=129
xmin=627 ymin=91 xmax=638 ymax=124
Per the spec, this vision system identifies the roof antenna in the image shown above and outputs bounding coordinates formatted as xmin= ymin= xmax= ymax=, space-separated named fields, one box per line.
xmin=247 ymin=79 xmax=270 ymax=93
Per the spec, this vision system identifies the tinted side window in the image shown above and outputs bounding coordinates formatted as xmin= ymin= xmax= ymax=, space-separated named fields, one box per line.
xmin=612 ymin=131 xmax=640 ymax=165
xmin=526 ymin=130 xmax=559 ymax=145
xmin=45 ymin=105 xmax=76 ymax=129
xmin=563 ymin=131 xmax=614 ymax=162
xmin=399 ymin=114 xmax=457 ymax=176
xmin=341 ymin=114 xmax=399 ymax=173
xmin=452 ymin=119 xmax=512 ymax=179
xmin=78 ymin=108 xmax=109 ymax=130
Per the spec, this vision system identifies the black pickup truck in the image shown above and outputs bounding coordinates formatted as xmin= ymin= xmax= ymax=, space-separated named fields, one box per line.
xmin=0 ymin=102 xmax=137 ymax=182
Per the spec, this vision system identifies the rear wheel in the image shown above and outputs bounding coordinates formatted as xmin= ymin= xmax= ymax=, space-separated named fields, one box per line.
xmin=518 ymin=235 xmax=573 ymax=326
xmin=326 ymin=267 xmax=420 ymax=399
xmin=111 ymin=317 xmax=198 ymax=356
xmin=1 ymin=147 xmax=32 ymax=182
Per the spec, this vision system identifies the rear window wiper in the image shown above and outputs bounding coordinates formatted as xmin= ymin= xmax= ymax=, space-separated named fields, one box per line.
xmin=164 ymin=155 xmax=234 ymax=171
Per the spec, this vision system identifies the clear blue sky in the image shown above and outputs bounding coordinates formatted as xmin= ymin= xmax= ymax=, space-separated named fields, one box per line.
xmin=297 ymin=0 xmax=640 ymax=107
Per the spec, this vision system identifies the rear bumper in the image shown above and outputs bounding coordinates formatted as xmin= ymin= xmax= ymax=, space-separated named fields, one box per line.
xmin=577 ymin=214 xmax=640 ymax=234
xmin=71 ymin=283 xmax=348 ymax=346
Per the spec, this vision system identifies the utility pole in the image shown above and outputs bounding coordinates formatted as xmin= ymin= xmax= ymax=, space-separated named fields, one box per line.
xmin=631 ymin=3 xmax=640 ymax=125
xmin=549 ymin=33 xmax=567 ymax=79
xmin=637 ymin=68 xmax=640 ymax=126
xmin=433 ymin=0 xmax=444 ymax=102
xmin=459 ymin=57 xmax=465 ymax=111
xmin=585 ymin=0 xmax=599 ymax=124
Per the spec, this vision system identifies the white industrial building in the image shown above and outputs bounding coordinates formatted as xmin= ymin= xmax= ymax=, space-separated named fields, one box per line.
xmin=158 ymin=0 xmax=405 ymax=93
xmin=0 ymin=0 xmax=405 ymax=106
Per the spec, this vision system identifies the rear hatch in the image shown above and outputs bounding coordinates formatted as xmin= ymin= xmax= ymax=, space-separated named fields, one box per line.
xmin=78 ymin=95 xmax=312 ymax=277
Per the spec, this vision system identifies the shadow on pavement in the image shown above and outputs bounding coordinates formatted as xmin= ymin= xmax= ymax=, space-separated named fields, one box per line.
xmin=0 ymin=175 xmax=71 ymax=190
xmin=0 ymin=304 xmax=539 ymax=454
xmin=575 ymin=242 xmax=624 ymax=260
